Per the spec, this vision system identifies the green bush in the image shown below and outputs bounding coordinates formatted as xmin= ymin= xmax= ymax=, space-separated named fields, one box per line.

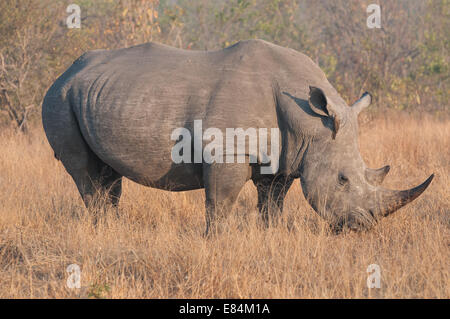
xmin=0 ymin=0 xmax=447 ymax=131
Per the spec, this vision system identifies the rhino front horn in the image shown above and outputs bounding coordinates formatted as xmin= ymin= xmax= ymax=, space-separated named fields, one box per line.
xmin=376 ymin=174 xmax=434 ymax=217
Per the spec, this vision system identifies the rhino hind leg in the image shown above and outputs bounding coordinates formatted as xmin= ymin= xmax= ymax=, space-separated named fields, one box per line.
xmin=97 ymin=164 xmax=123 ymax=207
xmin=43 ymin=101 xmax=122 ymax=214
xmin=253 ymin=174 xmax=294 ymax=227
xmin=56 ymin=138 xmax=123 ymax=213
xmin=66 ymin=155 xmax=123 ymax=211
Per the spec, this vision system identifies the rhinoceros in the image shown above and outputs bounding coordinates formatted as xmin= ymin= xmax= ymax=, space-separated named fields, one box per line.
xmin=42 ymin=39 xmax=433 ymax=234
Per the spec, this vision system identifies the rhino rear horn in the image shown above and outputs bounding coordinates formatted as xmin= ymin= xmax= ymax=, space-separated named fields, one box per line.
xmin=365 ymin=165 xmax=390 ymax=185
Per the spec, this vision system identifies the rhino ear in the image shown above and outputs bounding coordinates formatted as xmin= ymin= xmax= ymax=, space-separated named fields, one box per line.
xmin=309 ymin=86 xmax=340 ymax=139
xmin=352 ymin=92 xmax=372 ymax=114
xmin=308 ymin=86 xmax=329 ymax=117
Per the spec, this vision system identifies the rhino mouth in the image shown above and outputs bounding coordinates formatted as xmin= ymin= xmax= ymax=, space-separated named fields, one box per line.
xmin=330 ymin=208 xmax=378 ymax=234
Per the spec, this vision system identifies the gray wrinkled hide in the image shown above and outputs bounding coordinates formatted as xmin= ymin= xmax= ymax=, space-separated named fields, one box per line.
xmin=42 ymin=40 xmax=432 ymax=233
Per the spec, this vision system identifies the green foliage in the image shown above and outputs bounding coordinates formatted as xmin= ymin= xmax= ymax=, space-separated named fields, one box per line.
xmin=87 ymin=282 xmax=111 ymax=299
xmin=0 ymin=0 xmax=448 ymax=131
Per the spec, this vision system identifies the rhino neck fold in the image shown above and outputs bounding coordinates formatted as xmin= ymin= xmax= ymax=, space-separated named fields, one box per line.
xmin=278 ymin=130 xmax=311 ymax=177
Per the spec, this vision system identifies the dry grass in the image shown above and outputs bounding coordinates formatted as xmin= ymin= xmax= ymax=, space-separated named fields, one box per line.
xmin=0 ymin=112 xmax=448 ymax=298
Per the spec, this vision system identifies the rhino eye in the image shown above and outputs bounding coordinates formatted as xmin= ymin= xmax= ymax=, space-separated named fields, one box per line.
xmin=338 ymin=173 xmax=349 ymax=185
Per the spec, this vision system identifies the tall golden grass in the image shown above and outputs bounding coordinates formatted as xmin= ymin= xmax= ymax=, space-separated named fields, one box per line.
xmin=0 ymin=112 xmax=448 ymax=298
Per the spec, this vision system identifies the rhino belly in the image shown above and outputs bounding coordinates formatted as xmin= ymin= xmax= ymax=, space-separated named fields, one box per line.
xmin=74 ymin=82 xmax=206 ymax=190
xmin=82 ymin=118 xmax=204 ymax=191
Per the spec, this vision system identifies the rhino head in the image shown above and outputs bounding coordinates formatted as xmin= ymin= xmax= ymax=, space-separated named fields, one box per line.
xmin=278 ymin=86 xmax=433 ymax=233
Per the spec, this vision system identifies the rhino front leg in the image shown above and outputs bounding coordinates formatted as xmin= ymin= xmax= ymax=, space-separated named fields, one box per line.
xmin=253 ymin=174 xmax=294 ymax=227
xmin=203 ymin=163 xmax=251 ymax=235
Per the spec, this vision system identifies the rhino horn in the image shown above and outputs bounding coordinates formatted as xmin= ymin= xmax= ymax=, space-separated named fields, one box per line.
xmin=376 ymin=174 xmax=434 ymax=217
xmin=365 ymin=165 xmax=390 ymax=185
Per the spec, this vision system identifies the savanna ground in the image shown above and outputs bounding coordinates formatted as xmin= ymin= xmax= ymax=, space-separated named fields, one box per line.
xmin=0 ymin=112 xmax=448 ymax=298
